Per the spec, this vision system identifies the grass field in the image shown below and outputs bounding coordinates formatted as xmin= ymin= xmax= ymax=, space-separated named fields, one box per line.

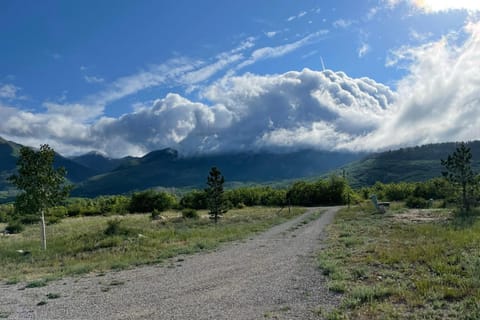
xmin=0 ymin=206 xmax=305 ymax=283
xmin=317 ymin=203 xmax=480 ymax=319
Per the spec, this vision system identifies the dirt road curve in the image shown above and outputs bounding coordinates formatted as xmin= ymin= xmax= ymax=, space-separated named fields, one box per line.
xmin=1 ymin=207 xmax=341 ymax=320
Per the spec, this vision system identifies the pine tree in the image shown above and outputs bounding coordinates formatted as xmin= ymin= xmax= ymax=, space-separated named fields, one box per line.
xmin=205 ymin=167 xmax=227 ymax=223
xmin=441 ymin=142 xmax=475 ymax=214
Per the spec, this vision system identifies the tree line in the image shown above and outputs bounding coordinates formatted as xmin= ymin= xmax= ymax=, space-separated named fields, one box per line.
xmin=3 ymin=142 xmax=479 ymax=248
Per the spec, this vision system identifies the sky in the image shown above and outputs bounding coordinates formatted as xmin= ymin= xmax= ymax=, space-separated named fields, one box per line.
xmin=1 ymin=0 xmax=480 ymax=157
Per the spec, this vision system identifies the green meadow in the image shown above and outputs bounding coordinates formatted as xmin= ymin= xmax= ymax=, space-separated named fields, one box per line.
xmin=318 ymin=203 xmax=480 ymax=319
xmin=0 ymin=207 xmax=305 ymax=283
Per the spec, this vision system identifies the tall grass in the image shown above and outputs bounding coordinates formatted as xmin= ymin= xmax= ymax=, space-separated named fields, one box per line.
xmin=318 ymin=203 xmax=480 ymax=319
xmin=0 ymin=207 xmax=305 ymax=282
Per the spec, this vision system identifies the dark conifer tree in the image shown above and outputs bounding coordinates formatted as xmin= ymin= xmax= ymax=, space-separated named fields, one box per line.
xmin=205 ymin=167 xmax=227 ymax=223
xmin=441 ymin=142 xmax=475 ymax=214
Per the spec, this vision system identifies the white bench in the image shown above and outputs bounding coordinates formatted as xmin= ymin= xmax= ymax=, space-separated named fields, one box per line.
xmin=370 ymin=195 xmax=390 ymax=213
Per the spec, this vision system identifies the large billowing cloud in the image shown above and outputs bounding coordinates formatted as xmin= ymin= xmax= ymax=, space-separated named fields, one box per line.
xmin=343 ymin=21 xmax=480 ymax=150
xmin=88 ymin=69 xmax=395 ymax=157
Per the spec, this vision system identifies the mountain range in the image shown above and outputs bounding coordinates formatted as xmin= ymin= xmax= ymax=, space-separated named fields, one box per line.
xmin=71 ymin=148 xmax=363 ymax=197
xmin=0 ymin=137 xmax=98 ymax=201
xmin=342 ymin=141 xmax=480 ymax=187
xmin=1 ymin=136 xmax=479 ymax=200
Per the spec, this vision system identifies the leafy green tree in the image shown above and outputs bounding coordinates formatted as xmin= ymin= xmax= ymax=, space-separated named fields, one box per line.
xmin=8 ymin=144 xmax=71 ymax=249
xmin=180 ymin=189 xmax=207 ymax=209
xmin=441 ymin=142 xmax=476 ymax=214
xmin=205 ymin=167 xmax=228 ymax=223
xmin=129 ymin=190 xmax=177 ymax=213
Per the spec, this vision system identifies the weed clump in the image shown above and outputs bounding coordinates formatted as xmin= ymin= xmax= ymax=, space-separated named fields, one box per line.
xmin=182 ymin=209 xmax=199 ymax=219
xmin=25 ymin=279 xmax=48 ymax=288
xmin=46 ymin=293 xmax=60 ymax=299
xmin=104 ymin=219 xmax=133 ymax=236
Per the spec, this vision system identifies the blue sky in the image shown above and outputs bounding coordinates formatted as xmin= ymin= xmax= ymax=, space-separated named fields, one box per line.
xmin=1 ymin=0 xmax=479 ymax=157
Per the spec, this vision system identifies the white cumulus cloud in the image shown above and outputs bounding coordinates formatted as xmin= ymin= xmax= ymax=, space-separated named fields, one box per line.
xmin=385 ymin=0 xmax=480 ymax=13
xmin=83 ymin=68 xmax=395 ymax=157
xmin=0 ymin=84 xmax=20 ymax=99
xmin=345 ymin=21 xmax=480 ymax=150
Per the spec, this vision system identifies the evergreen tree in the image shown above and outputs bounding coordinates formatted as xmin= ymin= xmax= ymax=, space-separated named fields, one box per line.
xmin=205 ymin=167 xmax=227 ymax=223
xmin=8 ymin=144 xmax=71 ymax=249
xmin=441 ymin=142 xmax=475 ymax=214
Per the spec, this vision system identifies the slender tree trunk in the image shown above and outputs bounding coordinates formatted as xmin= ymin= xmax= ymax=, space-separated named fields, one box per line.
xmin=40 ymin=210 xmax=47 ymax=250
xmin=462 ymin=182 xmax=468 ymax=214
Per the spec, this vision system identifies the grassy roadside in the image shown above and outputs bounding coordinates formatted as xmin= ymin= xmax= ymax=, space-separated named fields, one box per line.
xmin=317 ymin=203 xmax=480 ymax=319
xmin=0 ymin=206 xmax=305 ymax=283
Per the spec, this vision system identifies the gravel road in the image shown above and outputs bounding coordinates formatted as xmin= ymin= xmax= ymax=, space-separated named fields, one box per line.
xmin=1 ymin=207 xmax=341 ymax=320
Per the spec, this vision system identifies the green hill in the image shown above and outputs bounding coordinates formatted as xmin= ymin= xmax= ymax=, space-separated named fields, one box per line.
xmin=342 ymin=141 xmax=480 ymax=187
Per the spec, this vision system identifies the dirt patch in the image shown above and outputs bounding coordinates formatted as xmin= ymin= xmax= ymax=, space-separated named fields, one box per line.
xmin=391 ymin=209 xmax=450 ymax=223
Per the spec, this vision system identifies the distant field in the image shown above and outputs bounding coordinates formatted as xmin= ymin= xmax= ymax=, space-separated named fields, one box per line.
xmin=0 ymin=207 xmax=305 ymax=283
xmin=318 ymin=204 xmax=480 ymax=319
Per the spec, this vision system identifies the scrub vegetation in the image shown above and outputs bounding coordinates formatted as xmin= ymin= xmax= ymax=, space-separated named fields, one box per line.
xmin=0 ymin=206 xmax=306 ymax=282
xmin=318 ymin=203 xmax=480 ymax=319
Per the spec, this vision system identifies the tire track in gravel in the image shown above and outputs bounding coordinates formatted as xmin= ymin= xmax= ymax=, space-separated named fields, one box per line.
xmin=1 ymin=206 xmax=341 ymax=320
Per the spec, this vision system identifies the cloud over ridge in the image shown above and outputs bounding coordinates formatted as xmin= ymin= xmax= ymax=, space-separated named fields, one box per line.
xmin=1 ymin=21 xmax=480 ymax=157
xmin=79 ymin=69 xmax=396 ymax=157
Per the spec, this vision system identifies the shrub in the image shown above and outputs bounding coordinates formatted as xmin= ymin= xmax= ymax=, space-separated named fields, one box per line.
xmin=0 ymin=210 xmax=7 ymax=223
xmin=180 ymin=190 xmax=207 ymax=209
xmin=236 ymin=202 xmax=246 ymax=209
xmin=104 ymin=219 xmax=133 ymax=236
xmin=129 ymin=190 xmax=177 ymax=213
xmin=0 ymin=204 xmax=13 ymax=223
xmin=287 ymin=176 xmax=348 ymax=206
xmin=5 ymin=221 xmax=24 ymax=234
xmin=97 ymin=196 xmax=130 ymax=215
xmin=17 ymin=214 xmax=40 ymax=224
xmin=224 ymin=186 xmax=286 ymax=207
xmin=47 ymin=206 xmax=67 ymax=224
xmin=151 ymin=209 xmax=162 ymax=220
xmin=405 ymin=196 xmax=429 ymax=209
xmin=182 ymin=208 xmax=199 ymax=219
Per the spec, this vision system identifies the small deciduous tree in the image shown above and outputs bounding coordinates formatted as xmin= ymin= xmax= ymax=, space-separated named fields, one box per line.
xmin=205 ymin=167 xmax=228 ymax=223
xmin=441 ymin=142 xmax=475 ymax=214
xmin=8 ymin=144 xmax=71 ymax=249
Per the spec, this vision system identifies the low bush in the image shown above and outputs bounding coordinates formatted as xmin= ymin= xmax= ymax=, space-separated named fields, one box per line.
xmin=151 ymin=209 xmax=162 ymax=220
xmin=0 ymin=204 xmax=13 ymax=223
xmin=17 ymin=214 xmax=40 ymax=224
xmin=180 ymin=190 xmax=207 ymax=209
xmin=129 ymin=190 xmax=177 ymax=213
xmin=405 ymin=196 xmax=429 ymax=209
xmin=47 ymin=206 xmax=67 ymax=224
xmin=236 ymin=202 xmax=246 ymax=209
xmin=66 ymin=196 xmax=131 ymax=217
xmin=0 ymin=210 xmax=7 ymax=223
xmin=5 ymin=221 xmax=24 ymax=234
xmin=104 ymin=219 xmax=133 ymax=236
xmin=182 ymin=208 xmax=199 ymax=219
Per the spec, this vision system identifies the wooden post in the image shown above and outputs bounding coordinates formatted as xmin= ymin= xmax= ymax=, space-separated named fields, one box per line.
xmin=40 ymin=210 xmax=47 ymax=250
